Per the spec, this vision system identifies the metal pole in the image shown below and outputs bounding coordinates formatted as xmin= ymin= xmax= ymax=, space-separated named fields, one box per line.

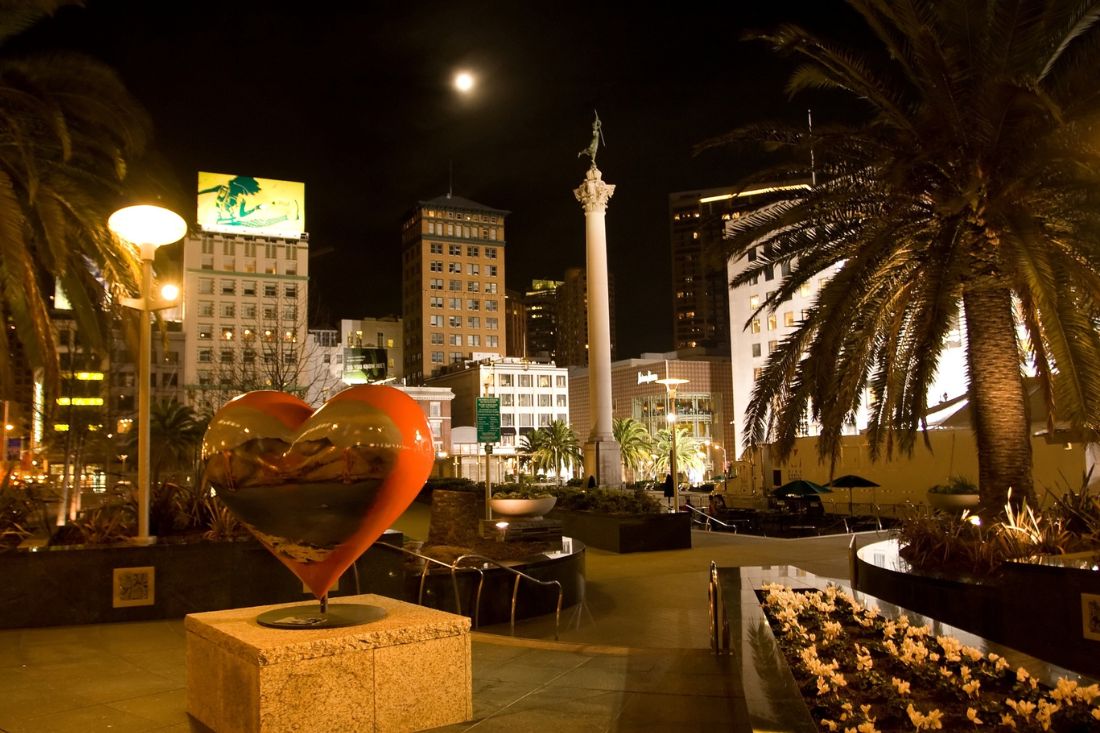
xmin=137 ymin=251 xmax=153 ymax=544
xmin=670 ymin=388 xmax=679 ymax=512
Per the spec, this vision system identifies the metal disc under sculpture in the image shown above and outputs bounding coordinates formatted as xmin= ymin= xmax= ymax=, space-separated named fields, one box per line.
xmin=256 ymin=603 xmax=388 ymax=629
xmin=201 ymin=386 xmax=435 ymax=617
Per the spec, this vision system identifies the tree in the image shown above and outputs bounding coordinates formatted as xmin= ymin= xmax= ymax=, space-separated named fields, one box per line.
xmin=141 ymin=399 xmax=204 ymax=487
xmin=707 ymin=0 xmax=1100 ymax=513
xmin=519 ymin=420 xmax=583 ymax=485
xmin=187 ymin=296 xmax=341 ymax=416
xmin=0 ymin=3 xmax=151 ymax=398
xmin=652 ymin=426 xmax=705 ymax=482
xmin=613 ymin=417 xmax=653 ymax=483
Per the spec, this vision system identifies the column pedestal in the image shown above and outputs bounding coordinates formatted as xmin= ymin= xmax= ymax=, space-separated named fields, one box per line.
xmin=583 ymin=438 xmax=622 ymax=489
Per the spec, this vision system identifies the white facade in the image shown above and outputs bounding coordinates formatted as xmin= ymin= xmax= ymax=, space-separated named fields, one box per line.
xmin=180 ymin=229 xmax=310 ymax=413
xmin=726 ymin=222 xmax=969 ymax=458
xmin=340 ymin=316 xmax=403 ymax=383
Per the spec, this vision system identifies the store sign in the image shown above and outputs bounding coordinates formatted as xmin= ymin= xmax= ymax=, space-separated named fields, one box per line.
xmin=637 ymin=370 xmax=658 ymax=385
xmin=197 ymin=172 xmax=305 ymax=238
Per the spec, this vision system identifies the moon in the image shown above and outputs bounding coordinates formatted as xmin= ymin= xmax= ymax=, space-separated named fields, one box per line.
xmin=453 ymin=71 xmax=475 ymax=93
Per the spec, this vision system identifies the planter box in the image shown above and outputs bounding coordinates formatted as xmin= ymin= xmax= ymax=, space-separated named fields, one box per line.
xmin=855 ymin=539 xmax=1100 ymax=678
xmin=490 ymin=497 xmax=556 ymax=519
xmin=0 ymin=532 xmax=404 ymax=629
xmin=551 ymin=509 xmax=691 ymax=553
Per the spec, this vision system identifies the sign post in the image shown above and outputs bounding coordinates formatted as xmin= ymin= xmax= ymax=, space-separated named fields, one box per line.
xmin=476 ymin=397 xmax=501 ymax=519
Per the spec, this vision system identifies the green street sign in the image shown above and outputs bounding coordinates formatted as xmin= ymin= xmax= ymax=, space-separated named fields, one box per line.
xmin=476 ymin=397 xmax=501 ymax=443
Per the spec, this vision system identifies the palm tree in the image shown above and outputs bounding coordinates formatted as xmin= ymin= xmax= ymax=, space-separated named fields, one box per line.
xmin=129 ymin=399 xmax=203 ymax=487
xmin=520 ymin=421 xmax=583 ymax=485
xmin=0 ymin=4 xmax=151 ymax=398
xmin=652 ymin=426 xmax=705 ymax=482
xmin=706 ymin=1 xmax=1100 ymax=513
xmin=613 ymin=417 xmax=653 ymax=483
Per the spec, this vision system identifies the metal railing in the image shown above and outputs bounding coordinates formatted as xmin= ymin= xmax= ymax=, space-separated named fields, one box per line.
xmin=708 ymin=561 xmax=730 ymax=654
xmin=453 ymin=554 xmax=563 ymax=640
xmin=682 ymin=503 xmax=739 ymax=532
xmin=372 ymin=543 xmax=564 ymax=640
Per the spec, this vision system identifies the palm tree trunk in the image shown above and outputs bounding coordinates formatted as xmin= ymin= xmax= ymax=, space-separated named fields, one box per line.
xmin=962 ymin=287 xmax=1034 ymax=512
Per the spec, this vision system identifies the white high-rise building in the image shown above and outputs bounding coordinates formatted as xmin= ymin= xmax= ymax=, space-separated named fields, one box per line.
xmin=181 ymin=173 xmax=310 ymax=414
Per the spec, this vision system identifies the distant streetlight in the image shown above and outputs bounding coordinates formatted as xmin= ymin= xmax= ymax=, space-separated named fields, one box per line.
xmin=657 ymin=377 xmax=688 ymax=511
xmin=454 ymin=70 xmax=475 ymax=93
xmin=110 ymin=204 xmax=186 ymax=544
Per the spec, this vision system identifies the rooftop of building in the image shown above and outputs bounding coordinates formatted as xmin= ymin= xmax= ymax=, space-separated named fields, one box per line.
xmin=417 ymin=193 xmax=510 ymax=216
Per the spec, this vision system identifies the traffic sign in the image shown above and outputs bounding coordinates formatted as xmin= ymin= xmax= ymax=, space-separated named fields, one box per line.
xmin=476 ymin=397 xmax=501 ymax=443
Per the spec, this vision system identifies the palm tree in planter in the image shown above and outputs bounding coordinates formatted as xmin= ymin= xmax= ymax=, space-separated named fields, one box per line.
xmin=705 ymin=1 xmax=1100 ymax=514
xmin=520 ymin=420 xmax=583 ymax=485
xmin=613 ymin=417 xmax=653 ymax=484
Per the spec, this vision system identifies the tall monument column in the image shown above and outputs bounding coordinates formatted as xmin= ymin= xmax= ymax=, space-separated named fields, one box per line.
xmin=574 ymin=114 xmax=621 ymax=487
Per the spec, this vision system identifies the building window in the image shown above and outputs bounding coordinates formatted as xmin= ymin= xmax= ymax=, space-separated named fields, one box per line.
xmin=202 ymin=240 xmax=214 ymax=255
xmin=242 ymin=349 xmax=256 ymax=364
xmin=518 ymin=374 xmax=533 ymax=388
xmin=198 ymin=325 xmax=213 ymax=340
xmin=499 ymin=374 xmax=513 ymax=387
xmin=538 ymin=374 xmax=551 ymax=388
xmin=486 ymin=335 xmax=498 ymax=347
xmin=448 ymin=334 xmax=461 ymax=345
xmin=485 ymin=282 xmax=498 ymax=294
xmin=221 ymin=303 xmax=235 ymax=318
xmin=784 ymin=311 xmax=795 ymax=327
xmin=199 ymin=278 xmax=214 ymax=294
xmin=751 ymin=318 xmax=761 ymax=334
xmin=449 ymin=279 xmax=461 ymax=291
xmin=199 ymin=301 xmax=214 ymax=317
xmin=448 ymin=244 xmax=461 ymax=255
xmin=448 ymin=262 xmax=462 ymax=274
xmin=430 ymin=261 xmax=443 ymax=272
xmin=467 ymin=334 xmax=480 ymax=347
xmin=242 ymin=281 xmax=256 ymax=296
xmin=488 ymin=265 xmax=498 ymax=277
xmin=285 ymin=284 xmax=297 ymax=299
xmin=556 ymin=394 xmax=567 ymax=406
xmin=749 ymin=294 xmax=760 ymax=310
xmin=467 ymin=299 xmax=480 ymax=311
xmin=429 ymin=278 xmax=444 ymax=290
xmin=486 ymin=317 xmax=498 ymax=330
xmin=221 ymin=279 xmax=235 ymax=295
xmin=518 ymin=394 xmax=533 ymax=406
xmin=467 ymin=281 xmax=480 ymax=292
xmin=767 ymin=314 xmax=777 ymax=331
xmin=198 ymin=349 xmax=212 ymax=363
xmin=448 ymin=297 xmax=461 ymax=309
xmin=555 ymin=375 xmax=566 ymax=388
xmin=430 ymin=242 xmax=443 ymax=254
xmin=430 ymin=332 xmax=443 ymax=344
xmin=264 ymin=283 xmax=277 ymax=297
xmin=449 ymin=315 xmax=461 ymax=327
xmin=466 ymin=316 xmax=480 ymax=328
xmin=752 ymin=343 xmax=761 ymax=358
xmin=485 ymin=299 xmax=499 ymax=312
xmin=429 ymin=315 xmax=443 ymax=327
xmin=430 ymin=296 xmax=443 ymax=308
xmin=538 ymin=393 xmax=552 ymax=406
xmin=243 ymin=304 xmax=257 ymax=318
xmin=264 ymin=305 xmax=277 ymax=320
xmin=764 ymin=265 xmax=774 ymax=281
xmin=467 ymin=246 xmax=479 ymax=257
xmin=500 ymin=412 xmax=515 ymax=426
xmin=768 ymin=340 xmax=779 ymax=354
xmin=223 ymin=241 xmax=234 ymax=256
xmin=467 ymin=263 xmax=480 ymax=276
xmin=220 ymin=350 xmax=233 ymax=364
xmin=486 ymin=247 xmax=497 ymax=259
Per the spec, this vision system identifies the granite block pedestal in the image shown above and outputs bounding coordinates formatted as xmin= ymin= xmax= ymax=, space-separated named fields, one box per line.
xmin=186 ymin=594 xmax=471 ymax=733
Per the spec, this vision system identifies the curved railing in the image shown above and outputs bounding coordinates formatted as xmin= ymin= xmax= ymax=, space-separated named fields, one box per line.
xmin=453 ymin=553 xmax=564 ymax=640
xmin=372 ymin=543 xmax=564 ymax=639
xmin=682 ymin=503 xmax=739 ymax=532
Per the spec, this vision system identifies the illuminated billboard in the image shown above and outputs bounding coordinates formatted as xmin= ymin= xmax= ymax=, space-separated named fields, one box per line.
xmin=197 ymin=172 xmax=305 ymax=238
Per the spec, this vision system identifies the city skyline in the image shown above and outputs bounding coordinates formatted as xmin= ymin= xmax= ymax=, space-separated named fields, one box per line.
xmin=17 ymin=1 xmax=858 ymax=358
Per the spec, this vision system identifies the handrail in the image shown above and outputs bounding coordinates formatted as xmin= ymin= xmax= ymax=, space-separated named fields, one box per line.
xmin=708 ymin=561 xmax=729 ymax=654
xmin=372 ymin=542 xmax=484 ymax=621
xmin=452 ymin=553 xmax=564 ymax=640
xmin=682 ymin=503 xmax=739 ymax=532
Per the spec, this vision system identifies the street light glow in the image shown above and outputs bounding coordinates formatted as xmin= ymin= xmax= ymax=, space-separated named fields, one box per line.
xmin=108 ymin=205 xmax=187 ymax=246
xmin=160 ymin=283 xmax=179 ymax=302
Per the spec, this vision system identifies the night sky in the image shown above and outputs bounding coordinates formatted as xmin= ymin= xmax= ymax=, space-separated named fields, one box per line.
xmin=16 ymin=0 xmax=858 ymax=358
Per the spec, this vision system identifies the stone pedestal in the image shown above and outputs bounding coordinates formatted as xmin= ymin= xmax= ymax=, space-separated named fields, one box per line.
xmin=583 ymin=438 xmax=621 ymax=490
xmin=186 ymin=594 xmax=471 ymax=733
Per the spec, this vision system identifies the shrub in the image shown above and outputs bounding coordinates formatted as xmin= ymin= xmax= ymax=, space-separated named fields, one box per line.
xmin=548 ymin=486 xmax=663 ymax=514
xmin=491 ymin=483 xmax=553 ymax=499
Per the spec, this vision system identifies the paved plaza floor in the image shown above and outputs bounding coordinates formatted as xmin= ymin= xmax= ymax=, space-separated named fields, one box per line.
xmin=0 ymin=505 xmax=870 ymax=732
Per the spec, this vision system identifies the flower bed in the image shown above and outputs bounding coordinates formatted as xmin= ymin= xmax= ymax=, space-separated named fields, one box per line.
xmin=760 ymin=583 xmax=1100 ymax=732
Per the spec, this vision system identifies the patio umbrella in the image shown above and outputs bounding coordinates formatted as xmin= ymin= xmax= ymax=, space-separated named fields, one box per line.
xmin=771 ymin=479 xmax=832 ymax=498
xmin=827 ymin=474 xmax=880 ymax=515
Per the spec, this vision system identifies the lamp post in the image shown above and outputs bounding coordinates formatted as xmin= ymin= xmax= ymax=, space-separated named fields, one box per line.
xmin=109 ymin=204 xmax=186 ymax=545
xmin=656 ymin=377 xmax=688 ymax=511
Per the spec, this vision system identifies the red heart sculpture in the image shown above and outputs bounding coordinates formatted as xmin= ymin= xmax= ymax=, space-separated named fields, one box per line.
xmin=201 ymin=386 xmax=435 ymax=599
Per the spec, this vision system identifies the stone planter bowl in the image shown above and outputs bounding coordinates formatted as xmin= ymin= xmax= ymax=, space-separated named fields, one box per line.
xmin=927 ymin=492 xmax=981 ymax=511
xmin=490 ymin=497 xmax=557 ymax=520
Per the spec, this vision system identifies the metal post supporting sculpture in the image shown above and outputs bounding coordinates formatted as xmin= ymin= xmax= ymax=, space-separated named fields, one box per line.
xmin=575 ymin=112 xmax=621 ymax=487
xmin=201 ymin=385 xmax=435 ymax=627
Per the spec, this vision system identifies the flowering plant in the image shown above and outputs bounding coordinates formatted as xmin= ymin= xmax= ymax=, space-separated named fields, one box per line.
xmin=761 ymin=583 xmax=1100 ymax=731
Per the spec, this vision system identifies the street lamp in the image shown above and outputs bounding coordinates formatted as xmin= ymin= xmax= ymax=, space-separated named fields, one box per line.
xmin=656 ymin=377 xmax=688 ymax=511
xmin=109 ymin=204 xmax=186 ymax=544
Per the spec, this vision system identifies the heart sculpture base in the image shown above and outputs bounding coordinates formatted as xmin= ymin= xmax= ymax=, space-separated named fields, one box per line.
xmin=256 ymin=602 xmax=387 ymax=629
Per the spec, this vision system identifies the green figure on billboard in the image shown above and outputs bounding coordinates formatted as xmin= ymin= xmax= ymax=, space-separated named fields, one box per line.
xmin=198 ymin=175 xmax=263 ymax=224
